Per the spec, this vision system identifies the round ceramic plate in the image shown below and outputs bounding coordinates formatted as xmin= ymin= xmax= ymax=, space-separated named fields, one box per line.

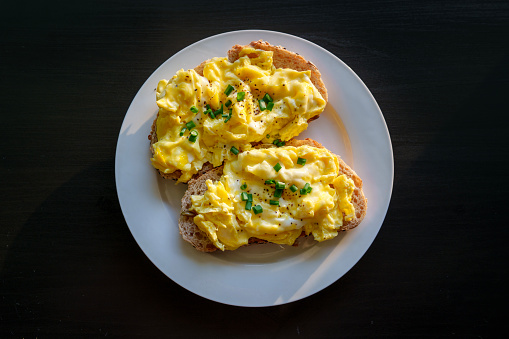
xmin=115 ymin=30 xmax=393 ymax=307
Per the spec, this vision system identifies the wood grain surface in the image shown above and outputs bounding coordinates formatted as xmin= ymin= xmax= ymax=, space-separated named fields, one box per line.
xmin=1 ymin=0 xmax=508 ymax=337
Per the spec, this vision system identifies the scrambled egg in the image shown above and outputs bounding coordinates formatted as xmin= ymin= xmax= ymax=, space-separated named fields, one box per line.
xmin=151 ymin=47 xmax=327 ymax=182
xmin=190 ymin=145 xmax=356 ymax=251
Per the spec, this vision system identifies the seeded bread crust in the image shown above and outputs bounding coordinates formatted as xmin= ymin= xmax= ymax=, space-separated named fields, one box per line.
xmin=178 ymin=138 xmax=367 ymax=252
xmin=148 ymin=41 xmax=328 ymax=182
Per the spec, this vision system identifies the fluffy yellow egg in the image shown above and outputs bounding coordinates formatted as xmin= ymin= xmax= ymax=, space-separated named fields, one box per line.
xmin=189 ymin=146 xmax=356 ymax=251
xmin=150 ymin=48 xmax=327 ymax=182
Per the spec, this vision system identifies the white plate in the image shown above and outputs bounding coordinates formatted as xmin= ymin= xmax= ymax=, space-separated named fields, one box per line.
xmin=115 ymin=30 xmax=393 ymax=307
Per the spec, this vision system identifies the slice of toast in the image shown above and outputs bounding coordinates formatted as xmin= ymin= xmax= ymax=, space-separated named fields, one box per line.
xmin=179 ymin=138 xmax=367 ymax=252
xmin=149 ymin=41 xmax=328 ymax=181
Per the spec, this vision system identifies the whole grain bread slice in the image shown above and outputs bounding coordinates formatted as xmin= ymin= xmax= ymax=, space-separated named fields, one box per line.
xmin=178 ymin=138 xmax=367 ymax=252
xmin=149 ymin=41 xmax=328 ymax=181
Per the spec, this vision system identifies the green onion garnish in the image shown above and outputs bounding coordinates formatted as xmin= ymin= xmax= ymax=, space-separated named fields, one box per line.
xmin=240 ymin=183 xmax=247 ymax=190
xmin=204 ymin=108 xmax=212 ymax=116
xmin=300 ymin=183 xmax=312 ymax=195
xmin=273 ymin=163 xmax=282 ymax=172
xmin=188 ymin=130 xmax=198 ymax=143
xmin=224 ymin=109 xmax=232 ymax=123
xmin=245 ymin=201 xmax=252 ymax=210
xmin=247 ymin=193 xmax=253 ymax=202
xmin=179 ymin=127 xmax=187 ymax=136
xmin=297 ymin=157 xmax=306 ymax=165
xmin=237 ymin=91 xmax=245 ymax=101
xmin=209 ymin=110 xmax=216 ymax=119
xmin=230 ymin=146 xmax=239 ymax=155
xmin=241 ymin=192 xmax=248 ymax=201
xmin=273 ymin=139 xmax=285 ymax=147
xmin=265 ymin=179 xmax=275 ymax=185
xmin=225 ymin=100 xmax=232 ymax=107
xmin=275 ymin=181 xmax=285 ymax=190
xmin=274 ymin=188 xmax=284 ymax=198
xmin=214 ymin=104 xmax=223 ymax=118
xmin=186 ymin=121 xmax=196 ymax=130
xmin=259 ymin=99 xmax=267 ymax=111
xmin=290 ymin=184 xmax=298 ymax=192
xmin=252 ymin=205 xmax=263 ymax=214
xmin=266 ymin=134 xmax=270 ymax=139
xmin=263 ymin=93 xmax=273 ymax=103
xmin=269 ymin=200 xmax=279 ymax=206
xmin=267 ymin=101 xmax=274 ymax=111
xmin=190 ymin=106 xmax=198 ymax=113
xmin=224 ymin=84 xmax=234 ymax=96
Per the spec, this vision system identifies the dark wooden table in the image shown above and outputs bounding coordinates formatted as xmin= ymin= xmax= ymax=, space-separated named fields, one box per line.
xmin=1 ymin=0 xmax=508 ymax=337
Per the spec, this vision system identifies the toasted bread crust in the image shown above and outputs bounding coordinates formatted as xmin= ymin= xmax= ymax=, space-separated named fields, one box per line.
xmin=179 ymin=138 xmax=367 ymax=252
xmin=149 ymin=41 xmax=327 ymax=182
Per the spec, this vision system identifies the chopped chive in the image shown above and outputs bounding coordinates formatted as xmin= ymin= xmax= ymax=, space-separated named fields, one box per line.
xmin=190 ymin=106 xmax=198 ymax=113
xmin=274 ymin=188 xmax=284 ymax=198
xmin=224 ymin=109 xmax=232 ymax=123
xmin=209 ymin=110 xmax=216 ymax=119
xmin=204 ymin=108 xmax=212 ymax=116
xmin=206 ymin=104 xmax=211 ymax=110
xmin=224 ymin=84 xmax=234 ymax=96
xmin=259 ymin=99 xmax=267 ymax=111
xmin=273 ymin=163 xmax=282 ymax=172
xmin=188 ymin=132 xmax=197 ymax=143
xmin=222 ymin=113 xmax=229 ymax=118
xmin=241 ymin=192 xmax=248 ymax=201
xmin=273 ymin=139 xmax=285 ymax=147
xmin=186 ymin=121 xmax=196 ymax=130
xmin=290 ymin=184 xmax=298 ymax=192
xmin=266 ymin=134 xmax=270 ymax=139
xmin=265 ymin=179 xmax=275 ymax=185
xmin=230 ymin=146 xmax=239 ymax=155
xmin=267 ymin=101 xmax=274 ymax=111
xmin=213 ymin=104 xmax=223 ymax=118
xmin=225 ymin=100 xmax=232 ymax=107
xmin=275 ymin=181 xmax=285 ymax=190
xmin=237 ymin=91 xmax=245 ymax=101
xmin=252 ymin=205 xmax=263 ymax=214
xmin=269 ymin=200 xmax=279 ymax=206
xmin=245 ymin=201 xmax=252 ymax=210
xmin=297 ymin=157 xmax=307 ymax=165
xmin=247 ymin=193 xmax=253 ymax=202
xmin=263 ymin=93 xmax=273 ymax=103
xmin=240 ymin=183 xmax=247 ymax=190
xmin=190 ymin=130 xmax=198 ymax=137
xmin=179 ymin=127 xmax=187 ymax=136
xmin=300 ymin=183 xmax=312 ymax=195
